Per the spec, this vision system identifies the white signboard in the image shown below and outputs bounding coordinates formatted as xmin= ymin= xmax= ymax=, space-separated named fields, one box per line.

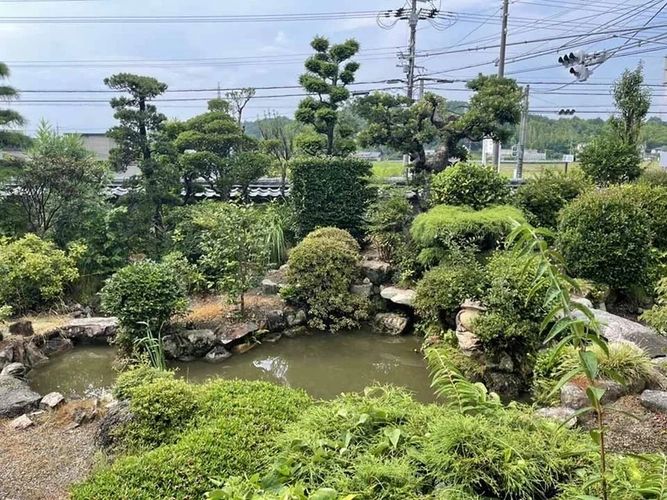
xmin=562 ymin=154 xmax=575 ymax=163
xmin=660 ymin=151 xmax=667 ymax=168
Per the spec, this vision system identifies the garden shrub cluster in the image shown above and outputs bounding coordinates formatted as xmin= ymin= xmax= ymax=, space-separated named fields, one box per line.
xmin=558 ymin=188 xmax=653 ymax=291
xmin=367 ymin=191 xmax=414 ymax=262
xmin=514 ymin=170 xmax=591 ymax=229
xmin=285 ymin=228 xmax=369 ymax=332
xmin=611 ymin=183 xmax=667 ymax=250
xmin=289 ymin=156 xmax=374 ymax=241
xmin=0 ymin=234 xmax=82 ymax=312
xmin=430 ymin=162 xmax=510 ymax=210
xmin=579 ymin=132 xmax=643 ymax=185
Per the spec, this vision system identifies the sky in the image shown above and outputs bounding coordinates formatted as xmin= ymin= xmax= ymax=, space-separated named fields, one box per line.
xmin=0 ymin=0 xmax=665 ymax=135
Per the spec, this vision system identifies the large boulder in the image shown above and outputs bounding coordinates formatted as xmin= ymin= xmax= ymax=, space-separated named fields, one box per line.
xmin=204 ymin=346 xmax=232 ymax=363
xmin=217 ymin=322 xmax=260 ymax=346
xmin=284 ymin=308 xmax=307 ymax=328
xmin=560 ymin=382 xmax=589 ymax=410
xmin=575 ymin=308 xmax=667 ymax=358
xmin=0 ymin=339 xmax=48 ymax=370
xmin=536 ymin=407 xmax=578 ymax=429
xmin=351 ymin=282 xmax=374 ymax=298
xmin=185 ymin=329 xmax=217 ymax=357
xmin=373 ymin=313 xmax=409 ymax=336
xmin=639 ymin=390 xmax=667 ymax=412
xmin=1 ymin=362 xmax=28 ymax=379
xmin=380 ymin=286 xmax=416 ymax=307
xmin=162 ymin=335 xmax=193 ymax=362
xmin=361 ymin=260 xmax=392 ymax=286
xmin=40 ymin=392 xmax=65 ymax=410
xmin=60 ymin=317 xmax=118 ymax=342
xmin=261 ymin=310 xmax=286 ymax=333
xmin=0 ymin=370 xmax=42 ymax=418
xmin=96 ymin=400 xmax=134 ymax=449
xmin=8 ymin=320 xmax=34 ymax=337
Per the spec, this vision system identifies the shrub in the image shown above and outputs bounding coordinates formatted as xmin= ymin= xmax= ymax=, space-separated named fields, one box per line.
xmin=71 ymin=380 xmax=311 ymax=500
xmin=305 ymin=226 xmax=360 ymax=253
xmin=286 ymin=230 xmax=369 ymax=331
xmin=367 ymin=192 xmax=414 ymax=262
xmin=100 ymin=260 xmax=188 ymax=349
xmin=290 ymin=156 xmax=374 ymax=240
xmin=515 ymin=170 xmax=591 ymax=229
xmin=639 ymin=168 xmax=667 ymax=187
xmin=558 ymin=188 xmax=653 ymax=290
xmin=579 ymin=133 xmax=643 ymax=185
xmin=641 ymin=277 xmax=667 ymax=335
xmin=611 ymin=183 xmax=667 ymax=250
xmin=0 ymin=234 xmax=82 ymax=312
xmin=113 ymin=365 xmax=176 ymax=401
xmin=414 ymin=254 xmax=487 ymax=328
xmin=411 ymin=205 xmax=525 ymax=262
xmin=430 ymin=163 xmax=510 ymax=210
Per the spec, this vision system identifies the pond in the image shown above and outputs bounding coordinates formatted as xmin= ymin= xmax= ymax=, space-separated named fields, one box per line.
xmin=28 ymin=331 xmax=436 ymax=402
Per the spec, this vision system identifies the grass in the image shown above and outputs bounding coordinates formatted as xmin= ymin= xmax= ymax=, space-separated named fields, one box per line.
xmin=16 ymin=313 xmax=69 ymax=335
xmin=372 ymin=161 xmax=405 ymax=179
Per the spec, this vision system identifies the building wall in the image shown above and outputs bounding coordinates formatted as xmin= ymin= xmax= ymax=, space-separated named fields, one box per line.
xmin=80 ymin=134 xmax=116 ymax=161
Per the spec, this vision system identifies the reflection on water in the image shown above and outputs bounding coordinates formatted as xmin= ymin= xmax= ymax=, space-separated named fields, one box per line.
xmin=28 ymin=330 xmax=434 ymax=402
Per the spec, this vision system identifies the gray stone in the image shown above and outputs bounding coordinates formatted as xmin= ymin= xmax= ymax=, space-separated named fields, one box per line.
xmin=162 ymin=335 xmax=188 ymax=360
xmin=232 ymin=342 xmax=257 ymax=355
xmin=96 ymin=400 xmax=134 ymax=448
xmin=185 ymin=329 xmax=216 ymax=357
xmin=42 ymin=337 xmax=74 ymax=356
xmin=0 ymin=374 xmax=41 ymax=418
xmin=536 ymin=407 xmax=578 ymax=429
xmin=380 ymin=286 xmax=416 ymax=307
xmin=373 ymin=313 xmax=409 ymax=336
xmin=560 ymin=382 xmax=589 ymax=410
xmin=40 ymin=392 xmax=65 ymax=410
xmin=283 ymin=326 xmax=309 ymax=338
xmin=639 ymin=390 xmax=667 ymax=412
xmin=261 ymin=278 xmax=281 ymax=295
xmin=1 ymin=362 xmax=27 ymax=380
xmin=262 ymin=332 xmax=282 ymax=343
xmin=204 ymin=346 xmax=232 ymax=363
xmin=9 ymin=320 xmax=34 ymax=337
xmin=456 ymin=331 xmax=481 ymax=354
xmin=484 ymin=371 xmax=522 ymax=400
xmin=218 ymin=322 xmax=260 ymax=346
xmin=285 ymin=308 xmax=307 ymax=328
xmin=498 ymin=354 xmax=515 ymax=373
xmin=61 ymin=317 xmax=118 ymax=341
xmin=574 ymin=308 xmax=667 ymax=358
xmin=360 ymin=260 xmax=392 ymax=286
xmin=351 ymin=283 xmax=373 ymax=298
xmin=9 ymin=414 xmax=34 ymax=430
xmin=262 ymin=310 xmax=286 ymax=333
xmin=363 ymin=277 xmax=371 ymax=285
xmin=599 ymin=380 xmax=627 ymax=405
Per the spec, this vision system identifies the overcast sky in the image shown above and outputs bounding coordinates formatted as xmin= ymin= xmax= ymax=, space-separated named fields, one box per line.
xmin=1 ymin=0 xmax=665 ymax=135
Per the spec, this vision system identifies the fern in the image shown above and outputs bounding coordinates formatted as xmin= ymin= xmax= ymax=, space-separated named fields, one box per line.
xmin=425 ymin=347 xmax=501 ymax=416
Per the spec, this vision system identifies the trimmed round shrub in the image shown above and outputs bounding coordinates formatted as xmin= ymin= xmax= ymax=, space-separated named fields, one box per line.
xmin=430 ymin=163 xmax=511 ymax=210
xmin=367 ymin=192 xmax=414 ymax=262
xmin=0 ymin=234 xmax=81 ymax=312
xmin=306 ymin=226 xmax=361 ymax=253
xmin=579 ymin=133 xmax=643 ymax=185
xmin=113 ymin=365 xmax=176 ymax=401
xmin=100 ymin=260 xmax=188 ymax=348
xmin=515 ymin=170 xmax=591 ymax=229
xmin=611 ymin=183 xmax=667 ymax=250
xmin=557 ymin=189 xmax=653 ymax=290
xmin=286 ymin=230 xmax=369 ymax=332
xmin=415 ymin=255 xmax=487 ymax=328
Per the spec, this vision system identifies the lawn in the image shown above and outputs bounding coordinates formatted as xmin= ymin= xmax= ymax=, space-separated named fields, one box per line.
xmin=372 ymin=161 xmax=405 ymax=179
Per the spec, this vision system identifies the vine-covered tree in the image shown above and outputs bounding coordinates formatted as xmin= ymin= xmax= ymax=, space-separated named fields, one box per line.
xmin=295 ymin=36 xmax=360 ymax=155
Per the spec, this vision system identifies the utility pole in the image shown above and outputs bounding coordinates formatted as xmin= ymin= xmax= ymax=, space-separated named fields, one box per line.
xmin=406 ymin=0 xmax=419 ymax=101
xmin=492 ymin=0 xmax=510 ymax=172
xmin=515 ymin=84 xmax=530 ymax=180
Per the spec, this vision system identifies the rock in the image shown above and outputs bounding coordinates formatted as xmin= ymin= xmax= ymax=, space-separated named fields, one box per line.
xmin=218 ymin=322 xmax=259 ymax=346
xmin=498 ymin=354 xmax=514 ymax=373
xmin=536 ymin=407 xmax=578 ymax=429
xmin=9 ymin=320 xmax=34 ymax=337
xmin=560 ymin=382 xmax=589 ymax=410
xmin=351 ymin=283 xmax=374 ymax=298
xmin=279 ymin=264 xmax=289 ymax=271
xmin=61 ymin=317 xmax=118 ymax=341
xmin=361 ymin=260 xmax=392 ymax=286
xmin=598 ymin=380 xmax=627 ymax=405
xmin=484 ymin=371 xmax=522 ymax=400
xmin=285 ymin=308 xmax=307 ymax=328
xmin=9 ymin=414 xmax=34 ymax=430
xmin=283 ymin=326 xmax=309 ymax=338
xmin=262 ymin=310 xmax=286 ymax=333
xmin=262 ymin=332 xmax=282 ymax=343
xmin=574 ymin=308 xmax=667 ymax=358
xmin=0 ymin=374 xmax=42 ymax=418
xmin=380 ymin=287 xmax=416 ymax=307
xmin=261 ymin=278 xmax=281 ymax=295
xmin=185 ymin=329 xmax=216 ymax=357
xmin=204 ymin=346 xmax=232 ymax=363
xmin=42 ymin=337 xmax=74 ymax=356
xmin=456 ymin=301 xmax=487 ymax=331
xmin=456 ymin=331 xmax=482 ymax=355
xmin=162 ymin=335 xmax=189 ymax=361
xmin=363 ymin=277 xmax=371 ymax=285
xmin=373 ymin=313 xmax=409 ymax=336
xmin=639 ymin=390 xmax=667 ymax=412
xmin=232 ymin=342 xmax=257 ymax=355
xmin=40 ymin=392 xmax=65 ymax=410
xmin=96 ymin=400 xmax=134 ymax=448
xmin=1 ymin=362 xmax=27 ymax=380
xmin=571 ymin=296 xmax=594 ymax=309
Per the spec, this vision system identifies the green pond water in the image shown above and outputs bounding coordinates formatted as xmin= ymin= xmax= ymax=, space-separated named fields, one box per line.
xmin=27 ymin=331 xmax=435 ymax=402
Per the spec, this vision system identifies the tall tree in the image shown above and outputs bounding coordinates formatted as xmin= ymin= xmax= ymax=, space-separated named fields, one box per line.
xmin=14 ymin=121 xmax=110 ymax=238
xmin=295 ymin=36 xmax=360 ymax=156
xmin=257 ymin=112 xmax=303 ymax=194
xmin=0 ymin=63 xmax=29 ymax=151
xmin=610 ymin=64 xmax=651 ymax=146
xmin=104 ymin=73 xmax=178 ymax=253
xmin=226 ymin=88 xmax=256 ymax=128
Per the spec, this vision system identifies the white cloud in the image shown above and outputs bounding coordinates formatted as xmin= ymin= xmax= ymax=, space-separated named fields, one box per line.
xmin=275 ymin=31 xmax=288 ymax=45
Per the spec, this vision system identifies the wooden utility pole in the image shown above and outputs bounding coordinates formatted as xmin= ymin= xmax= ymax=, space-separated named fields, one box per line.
xmin=515 ymin=84 xmax=530 ymax=179
xmin=492 ymin=0 xmax=510 ymax=172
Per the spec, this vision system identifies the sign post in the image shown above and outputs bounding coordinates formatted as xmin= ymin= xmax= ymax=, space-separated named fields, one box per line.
xmin=562 ymin=154 xmax=574 ymax=174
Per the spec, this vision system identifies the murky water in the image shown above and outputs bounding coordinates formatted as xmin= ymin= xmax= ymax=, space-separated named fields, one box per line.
xmin=28 ymin=331 xmax=435 ymax=402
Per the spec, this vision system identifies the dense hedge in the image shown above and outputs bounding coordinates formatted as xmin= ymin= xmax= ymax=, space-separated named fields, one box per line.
xmin=612 ymin=183 xmax=667 ymax=250
xmin=558 ymin=188 xmax=653 ymax=290
xmin=430 ymin=162 xmax=510 ymax=210
xmin=515 ymin=170 xmax=591 ymax=229
xmin=290 ymin=156 xmax=374 ymax=240
xmin=579 ymin=133 xmax=643 ymax=185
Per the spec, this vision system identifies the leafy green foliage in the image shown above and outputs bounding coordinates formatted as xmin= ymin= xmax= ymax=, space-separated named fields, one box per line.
xmin=100 ymin=260 xmax=188 ymax=349
xmin=367 ymin=193 xmax=413 ymax=262
xmin=0 ymin=234 xmax=81 ymax=312
xmin=411 ymin=204 xmax=525 ymax=259
xmin=579 ymin=133 xmax=643 ymax=185
xmin=113 ymin=365 xmax=176 ymax=401
xmin=641 ymin=277 xmax=667 ymax=335
xmin=611 ymin=183 xmax=667 ymax=250
xmin=290 ymin=156 xmax=374 ymax=241
xmin=295 ymin=36 xmax=360 ymax=156
xmin=558 ymin=188 xmax=653 ymax=290
xmin=306 ymin=226 xmax=361 ymax=254
xmin=414 ymin=254 xmax=487 ymax=328
xmin=0 ymin=62 xmax=29 ymax=151
xmin=430 ymin=163 xmax=510 ymax=210
xmin=639 ymin=168 xmax=667 ymax=187
xmin=515 ymin=170 xmax=591 ymax=229
xmin=71 ymin=380 xmax=311 ymax=500
xmin=610 ymin=64 xmax=651 ymax=147
xmin=286 ymin=229 xmax=369 ymax=332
